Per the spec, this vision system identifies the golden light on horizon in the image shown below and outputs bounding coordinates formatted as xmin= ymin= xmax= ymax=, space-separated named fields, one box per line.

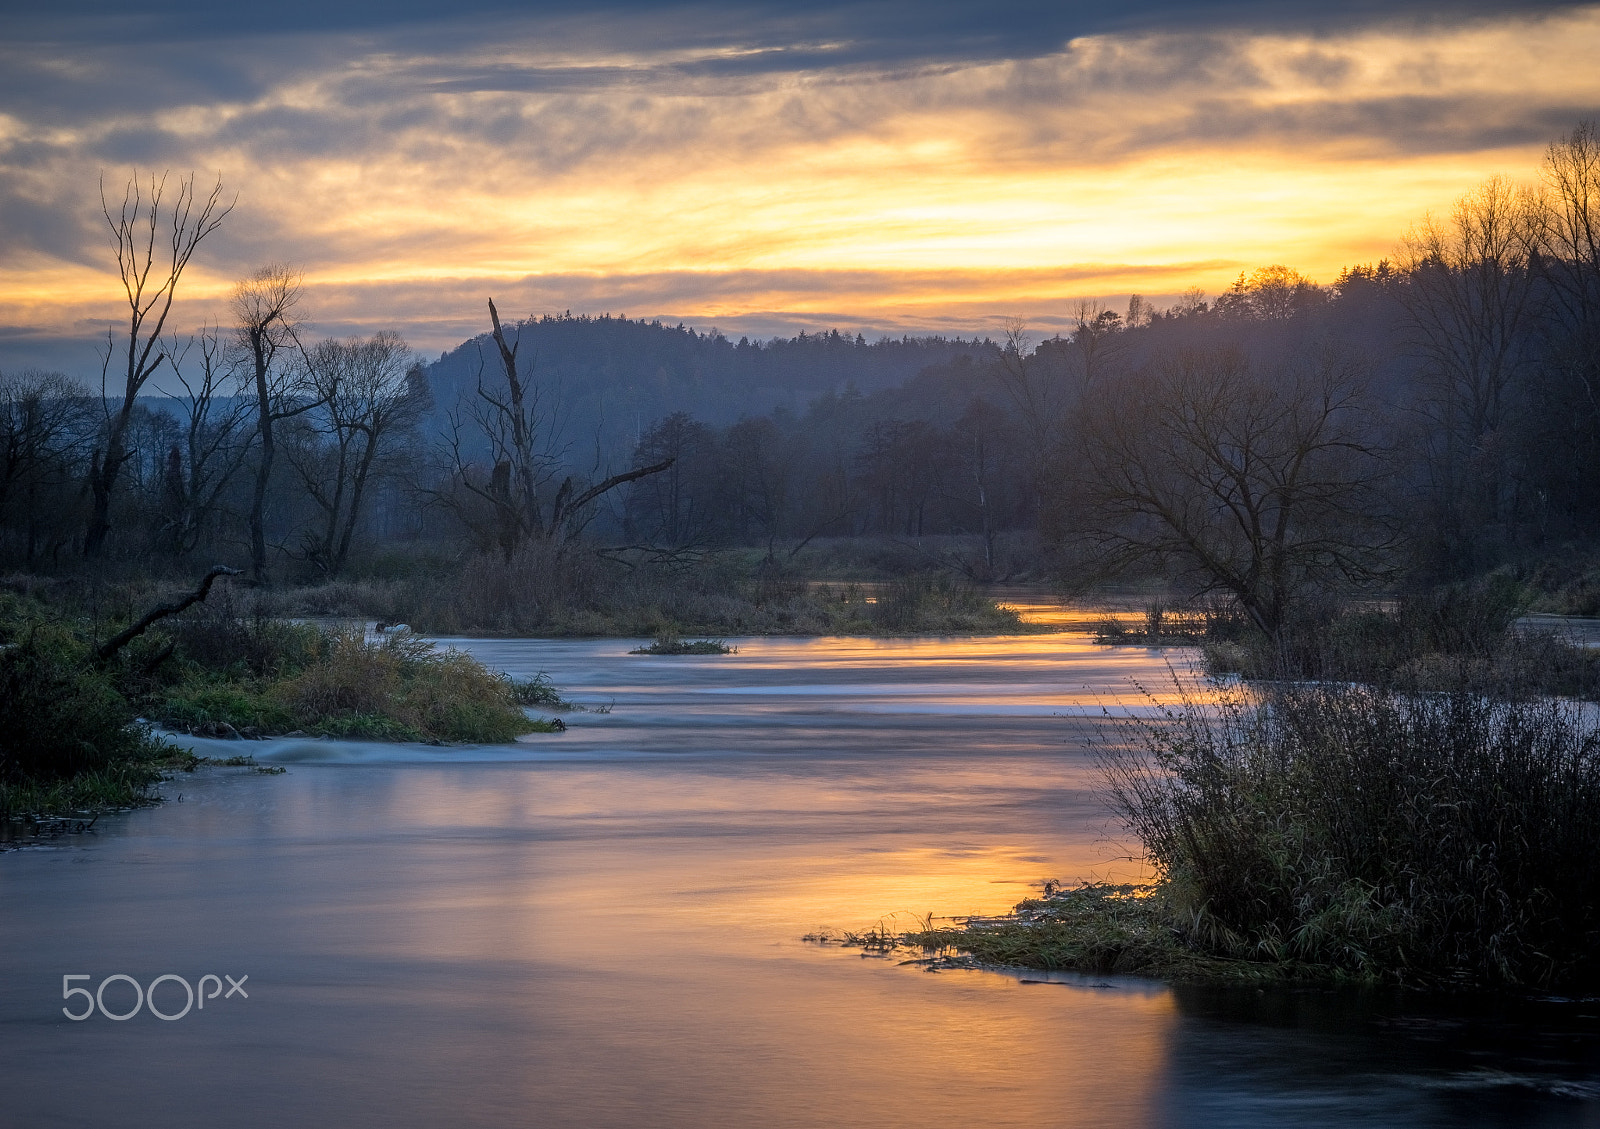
xmin=3 ymin=6 xmax=1599 ymax=366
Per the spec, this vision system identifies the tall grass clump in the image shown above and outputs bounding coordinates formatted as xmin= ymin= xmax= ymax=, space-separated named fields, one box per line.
xmin=163 ymin=624 xmax=550 ymax=743
xmin=1099 ymin=679 xmax=1600 ymax=989
xmin=870 ymin=573 xmax=1025 ymax=633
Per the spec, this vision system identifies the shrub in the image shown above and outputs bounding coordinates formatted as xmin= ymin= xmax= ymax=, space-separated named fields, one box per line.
xmin=0 ymin=618 xmax=172 ymax=817
xmin=167 ymin=589 xmax=322 ymax=678
xmin=1098 ymin=678 xmax=1600 ymax=989
xmin=0 ymin=624 xmax=158 ymax=785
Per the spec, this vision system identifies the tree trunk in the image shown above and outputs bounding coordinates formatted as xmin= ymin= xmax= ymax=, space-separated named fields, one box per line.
xmin=248 ymin=336 xmax=274 ymax=583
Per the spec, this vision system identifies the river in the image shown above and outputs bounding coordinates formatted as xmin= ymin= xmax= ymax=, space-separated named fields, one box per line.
xmin=2 ymin=631 xmax=1598 ymax=1127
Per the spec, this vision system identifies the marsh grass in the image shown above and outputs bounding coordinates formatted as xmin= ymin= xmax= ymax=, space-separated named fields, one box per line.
xmin=510 ymin=671 xmax=567 ymax=706
xmin=630 ymin=628 xmax=735 ymax=655
xmin=1088 ymin=678 xmax=1600 ymax=990
xmin=1094 ymin=600 xmax=1251 ymax=646
xmin=835 ymin=665 xmax=1600 ymax=991
xmin=899 ymin=883 xmax=1325 ymax=982
xmin=0 ymin=757 xmax=167 ymax=825
xmin=160 ymin=625 xmax=552 ymax=743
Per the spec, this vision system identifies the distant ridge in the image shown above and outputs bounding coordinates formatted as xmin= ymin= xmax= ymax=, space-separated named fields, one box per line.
xmin=423 ymin=312 xmax=998 ymax=463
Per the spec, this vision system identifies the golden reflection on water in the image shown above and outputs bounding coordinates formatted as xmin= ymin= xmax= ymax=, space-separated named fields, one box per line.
xmin=11 ymin=628 xmax=1596 ymax=1127
xmin=253 ymin=762 xmax=1180 ymax=1127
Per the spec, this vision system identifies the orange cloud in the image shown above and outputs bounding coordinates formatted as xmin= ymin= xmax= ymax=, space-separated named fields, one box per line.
xmin=3 ymin=6 xmax=1599 ymax=370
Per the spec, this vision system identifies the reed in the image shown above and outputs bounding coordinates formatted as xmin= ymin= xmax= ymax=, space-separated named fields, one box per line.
xmin=1092 ymin=678 xmax=1600 ymax=989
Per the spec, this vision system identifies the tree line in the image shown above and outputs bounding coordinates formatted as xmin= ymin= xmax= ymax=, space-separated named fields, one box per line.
xmin=3 ymin=122 xmax=1597 ymax=632
xmin=620 ymin=122 xmax=1600 ymax=630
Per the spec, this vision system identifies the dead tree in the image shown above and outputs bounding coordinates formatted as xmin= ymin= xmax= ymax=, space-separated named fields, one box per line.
xmin=443 ymin=299 xmax=673 ymax=557
xmin=94 ymin=565 xmax=240 ymax=661
xmin=285 ymin=332 xmax=424 ymax=577
xmin=84 ymin=172 xmax=232 ymax=557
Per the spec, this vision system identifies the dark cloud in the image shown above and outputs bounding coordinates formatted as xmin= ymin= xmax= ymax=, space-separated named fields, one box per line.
xmin=3 ymin=0 xmax=1593 ymax=372
xmin=1 ymin=2 xmax=1587 ymax=115
xmin=4 ymin=1 xmax=1587 ymax=49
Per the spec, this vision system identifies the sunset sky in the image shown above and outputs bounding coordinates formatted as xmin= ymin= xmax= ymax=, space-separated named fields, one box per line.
xmin=2 ymin=0 xmax=1598 ymax=379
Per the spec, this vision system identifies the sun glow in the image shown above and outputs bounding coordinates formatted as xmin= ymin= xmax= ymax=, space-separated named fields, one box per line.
xmin=3 ymin=7 xmax=1599 ymax=363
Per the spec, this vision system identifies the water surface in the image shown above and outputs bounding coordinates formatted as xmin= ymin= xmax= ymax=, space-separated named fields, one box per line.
xmin=2 ymin=633 xmax=1597 ymax=1127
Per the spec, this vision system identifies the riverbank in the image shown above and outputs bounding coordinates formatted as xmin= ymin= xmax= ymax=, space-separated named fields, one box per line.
xmin=1085 ymin=578 xmax=1600 ymax=701
xmin=812 ymin=883 xmax=1342 ymax=985
xmin=840 ymin=674 xmax=1600 ymax=995
xmin=0 ymin=588 xmax=563 ymax=820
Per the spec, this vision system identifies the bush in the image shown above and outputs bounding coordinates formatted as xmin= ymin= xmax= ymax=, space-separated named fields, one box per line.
xmin=0 ymin=624 xmax=159 ymax=784
xmin=1203 ymin=577 xmax=1600 ymax=700
xmin=1098 ymin=678 xmax=1600 ymax=989
xmin=0 ymin=617 xmax=173 ymax=817
xmin=166 ymin=590 xmax=322 ymax=678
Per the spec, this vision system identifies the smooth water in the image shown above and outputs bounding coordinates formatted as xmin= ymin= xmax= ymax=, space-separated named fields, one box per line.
xmin=3 ymin=633 xmax=1599 ymax=1128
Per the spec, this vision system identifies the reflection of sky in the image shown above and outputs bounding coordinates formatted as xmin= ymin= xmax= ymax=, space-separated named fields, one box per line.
xmin=3 ymin=2 xmax=1597 ymax=375
xmin=170 ymin=632 xmax=1211 ymax=766
xmin=16 ymin=626 xmax=1600 ymax=1126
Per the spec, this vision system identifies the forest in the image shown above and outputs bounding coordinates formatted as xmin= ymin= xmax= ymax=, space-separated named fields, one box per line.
xmin=1 ymin=122 xmax=1598 ymax=639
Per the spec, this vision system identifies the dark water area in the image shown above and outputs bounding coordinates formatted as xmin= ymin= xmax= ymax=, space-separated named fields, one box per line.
xmin=3 ymin=633 xmax=1600 ymax=1127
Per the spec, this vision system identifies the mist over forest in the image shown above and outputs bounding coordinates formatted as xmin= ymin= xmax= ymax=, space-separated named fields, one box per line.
xmin=2 ymin=123 xmax=1598 ymax=639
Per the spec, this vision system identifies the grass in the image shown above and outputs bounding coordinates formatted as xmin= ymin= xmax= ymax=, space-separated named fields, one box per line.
xmin=817 ymin=671 xmax=1600 ymax=992
xmin=1097 ymin=678 xmax=1600 ymax=990
xmin=814 ymin=882 xmax=1373 ymax=984
xmin=903 ymin=884 xmax=1336 ymax=982
xmin=1 ymin=756 xmax=171 ymax=826
xmin=630 ymin=629 xmax=735 ymax=655
xmin=252 ymin=542 xmax=1044 ymax=638
xmin=158 ymin=623 xmax=558 ymax=743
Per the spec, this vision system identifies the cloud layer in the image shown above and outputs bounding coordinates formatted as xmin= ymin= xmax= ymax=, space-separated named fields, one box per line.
xmin=2 ymin=2 xmax=1598 ymax=374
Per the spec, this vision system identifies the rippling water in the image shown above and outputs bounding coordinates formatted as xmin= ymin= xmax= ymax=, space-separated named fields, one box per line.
xmin=3 ymin=632 xmax=1598 ymax=1127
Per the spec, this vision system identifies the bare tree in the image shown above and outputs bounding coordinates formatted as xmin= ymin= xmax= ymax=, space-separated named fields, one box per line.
xmin=1396 ymin=176 xmax=1546 ymax=536
xmin=1540 ymin=121 xmax=1600 ymax=415
xmin=443 ymin=299 xmax=672 ymax=557
xmin=0 ymin=370 xmax=94 ymax=563
xmin=993 ymin=318 xmax=1054 ymax=458
xmin=162 ymin=326 xmax=251 ymax=554
xmin=84 ymin=171 xmax=231 ymax=557
xmin=233 ymin=263 xmax=309 ymax=581
xmin=1057 ymin=346 xmax=1387 ymax=638
xmin=284 ymin=331 xmax=424 ymax=577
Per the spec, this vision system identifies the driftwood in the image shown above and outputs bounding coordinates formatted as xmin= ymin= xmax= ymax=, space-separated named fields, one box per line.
xmin=94 ymin=565 xmax=241 ymax=662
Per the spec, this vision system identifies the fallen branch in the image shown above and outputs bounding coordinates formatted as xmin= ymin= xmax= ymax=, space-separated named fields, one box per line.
xmin=94 ymin=565 xmax=241 ymax=662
